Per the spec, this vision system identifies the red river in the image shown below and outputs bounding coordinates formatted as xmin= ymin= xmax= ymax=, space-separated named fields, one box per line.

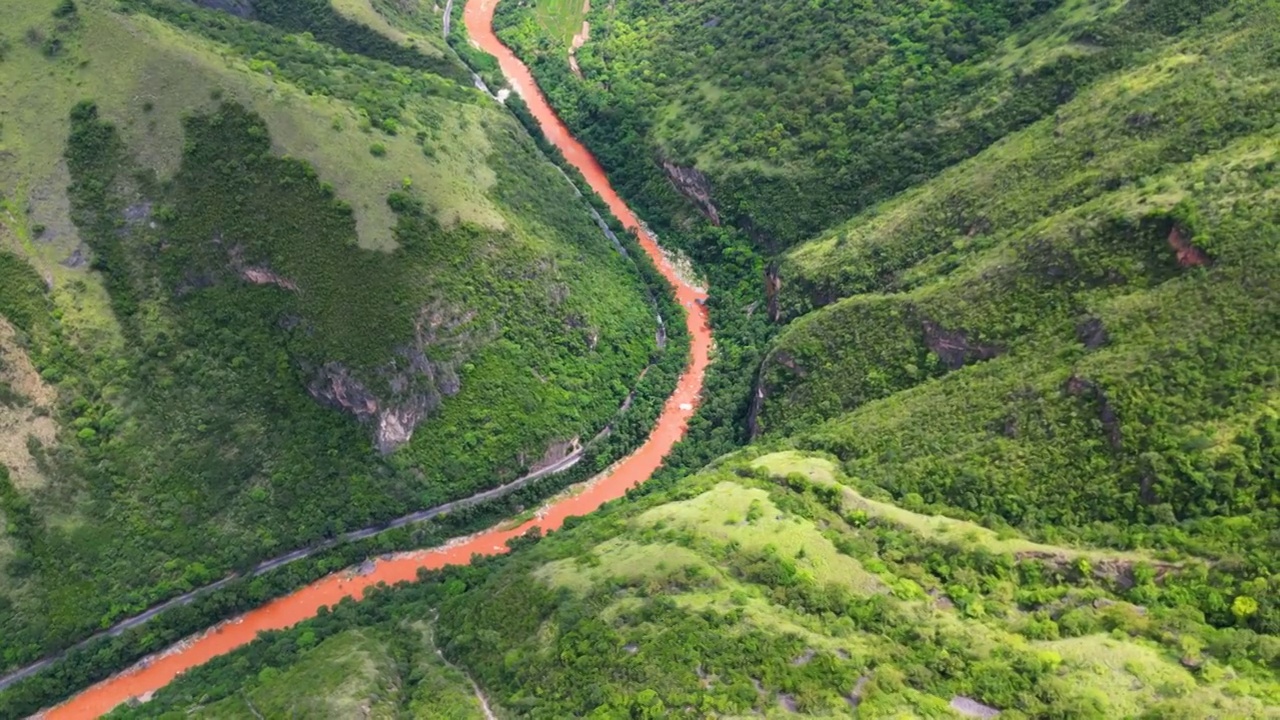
xmin=40 ymin=0 xmax=711 ymax=716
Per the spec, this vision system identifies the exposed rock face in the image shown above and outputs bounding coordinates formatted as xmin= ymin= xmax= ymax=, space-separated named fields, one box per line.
xmin=745 ymin=374 xmax=767 ymax=440
xmin=921 ymin=319 xmax=1003 ymax=370
xmin=239 ymin=267 xmax=298 ymax=291
xmin=769 ymin=350 xmax=807 ymax=377
xmin=307 ymin=362 xmax=380 ymax=421
xmin=568 ymin=0 xmax=591 ymax=78
xmin=60 ymin=246 xmax=87 ymax=269
xmin=122 ymin=202 xmax=152 ymax=225
xmin=1075 ymin=316 xmax=1108 ymax=350
xmin=377 ymin=402 xmax=431 ymax=453
xmin=950 ymin=696 xmax=1000 ymax=718
xmin=747 ymin=342 xmax=807 ymax=440
xmin=307 ymin=302 xmax=479 ymax=454
xmin=846 ymin=676 xmax=869 ymax=709
xmin=764 ymin=263 xmax=782 ymax=322
xmin=519 ymin=437 xmax=582 ymax=474
xmin=790 ymin=649 xmax=816 ymax=666
xmin=227 ymin=244 xmax=299 ymax=292
xmin=661 ymin=161 xmax=722 ymax=226
xmin=1167 ymin=223 xmax=1210 ymax=267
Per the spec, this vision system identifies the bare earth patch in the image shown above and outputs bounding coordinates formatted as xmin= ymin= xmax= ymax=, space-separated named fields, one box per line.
xmin=568 ymin=0 xmax=590 ymax=77
xmin=0 ymin=319 xmax=58 ymax=490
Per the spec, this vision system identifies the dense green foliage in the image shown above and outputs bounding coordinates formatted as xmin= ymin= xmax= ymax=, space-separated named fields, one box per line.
xmin=776 ymin=3 xmax=1280 ymax=314
xmin=0 ymin=252 xmax=48 ymax=336
xmin=0 ymin=378 xmax=682 ymax=720
xmin=447 ymin=1 xmax=776 ymax=483
xmin=0 ymin=0 xmax=672 ymax=682
xmin=500 ymin=0 xmax=1280 ymax=629
xmin=496 ymin=0 xmax=1280 ymax=509
xmin=109 ymin=454 xmax=1280 ymax=718
xmin=751 ymin=1 xmax=1280 ymax=608
xmin=165 ymin=627 xmax=489 ymax=718
xmin=497 ymin=0 xmax=1227 ymax=248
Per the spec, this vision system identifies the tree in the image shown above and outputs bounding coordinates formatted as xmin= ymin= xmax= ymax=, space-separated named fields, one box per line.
xmin=1231 ymin=595 xmax=1258 ymax=624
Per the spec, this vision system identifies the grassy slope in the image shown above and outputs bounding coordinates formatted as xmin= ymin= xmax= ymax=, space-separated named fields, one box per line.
xmin=532 ymin=0 xmax=588 ymax=46
xmin=183 ymin=626 xmax=489 ymax=719
xmin=752 ymin=453 xmax=1155 ymax=564
xmin=195 ymin=630 xmax=407 ymax=719
xmin=0 ymin=0 xmax=656 ymax=670
xmin=0 ymin=0 xmax=501 ymax=256
xmin=441 ymin=453 xmax=1278 ymax=717
xmin=119 ymin=451 xmax=1280 ymax=718
xmin=754 ymin=3 xmax=1280 ymax=555
xmin=331 ymin=0 xmax=451 ymax=60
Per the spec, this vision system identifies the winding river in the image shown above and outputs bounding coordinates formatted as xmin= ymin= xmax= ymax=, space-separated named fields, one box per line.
xmin=37 ymin=0 xmax=711 ymax=716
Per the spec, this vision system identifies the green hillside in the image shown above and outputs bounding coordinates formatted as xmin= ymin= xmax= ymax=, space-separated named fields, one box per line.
xmin=0 ymin=0 xmax=659 ymax=673
xmin=4 ymin=0 xmax=1279 ymax=716
xmin=481 ymin=0 xmax=1274 ymax=491
xmin=110 ymin=453 xmax=1280 ymax=718
xmin=492 ymin=0 xmax=1279 ymax=605
xmin=176 ymin=626 xmax=492 ymax=719
xmin=758 ymin=3 xmax=1280 ymax=556
xmin=493 ymin=0 xmax=1234 ymax=248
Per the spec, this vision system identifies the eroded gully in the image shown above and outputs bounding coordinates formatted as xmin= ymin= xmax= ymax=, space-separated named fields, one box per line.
xmin=36 ymin=0 xmax=711 ymax=716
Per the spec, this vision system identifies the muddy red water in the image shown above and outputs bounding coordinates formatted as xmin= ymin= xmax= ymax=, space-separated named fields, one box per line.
xmin=42 ymin=1 xmax=710 ymax=717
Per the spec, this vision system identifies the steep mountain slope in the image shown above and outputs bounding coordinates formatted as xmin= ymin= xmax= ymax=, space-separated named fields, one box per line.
xmin=756 ymin=3 xmax=1280 ymax=551
xmin=0 ymin=0 xmax=659 ymax=673
xmin=482 ymin=0 xmax=1262 ymax=490
xmin=173 ymin=626 xmax=493 ymax=718
xmin=493 ymin=0 xmax=1232 ymax=248
xmin=495 ymin=0 xmax=1279 ymax=595
xmin=110 ymin=452 xmax=1280 ymax=718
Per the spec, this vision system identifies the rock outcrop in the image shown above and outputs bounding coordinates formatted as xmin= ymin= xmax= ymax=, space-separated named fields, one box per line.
xmin=307 ymin=301 xmax=480 ymax=454
xmin=921 ymin=319 xmax=1003 ymax=370
xmin=1167 ymin=223 xmax=1210 ymax=267
xmin=227 ymin=244 xmax=299 ymax=292
xmin=1063 ymin=374 xmax=1123 ymax=451
xmin=1075 ymin=316 xmax=1108 ymax=350
xmin=661 ymin=161 xmax=722 ymax=226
